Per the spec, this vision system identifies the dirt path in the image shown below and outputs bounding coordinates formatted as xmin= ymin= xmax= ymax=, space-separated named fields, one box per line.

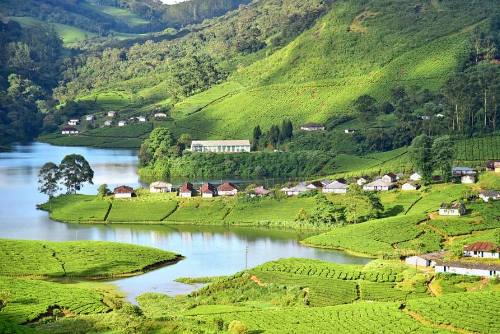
xmin=427 ymin=275 xmax=441 ymax=297
xmin=403 ymin=309 xmax=477 ymax=334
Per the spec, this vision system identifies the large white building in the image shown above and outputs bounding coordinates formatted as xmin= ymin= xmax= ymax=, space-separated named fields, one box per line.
xmin=191 ymin=140 xmax=251 ymax=153
xmin=435 ymin=261 xmax=498 ymax=278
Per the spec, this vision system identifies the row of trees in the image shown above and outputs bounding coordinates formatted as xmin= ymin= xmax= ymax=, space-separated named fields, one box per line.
xmin=252 ymin=119 xmax=294 ymax=150
xmin=38 ymin=155 xmax=94 ymax=197
xmin=410 ymin=135 xmax=455 ymax=184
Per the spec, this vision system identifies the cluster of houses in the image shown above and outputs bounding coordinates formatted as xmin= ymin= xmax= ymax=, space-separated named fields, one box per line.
xmin=405 ymin=242 xmax=499 ymax=278
xmin=60 ymin=111 xmax=169 ymax=135
xmin=299 ymin=123 xmax=357 ymax=134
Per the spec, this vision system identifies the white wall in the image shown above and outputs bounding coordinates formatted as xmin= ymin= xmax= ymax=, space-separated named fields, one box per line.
xmin=464 ymin=250 xmax=499 ymax=259
xmin=435 ymin=265 xmax=498 ymax=277
xmin=115 ymin=193 xmax=132 ymax=198
xmin=405 ymin=256 xmax=430 ymax=267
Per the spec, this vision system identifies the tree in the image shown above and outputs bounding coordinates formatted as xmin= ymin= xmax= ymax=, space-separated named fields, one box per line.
xmin=432 ymin=136 xmax=455 ymax=182
xmin=280 ymin=119 xmax=293 ymax=141
xmin=354 ymin=95 xmax=378 ymax=121
xmin=98 ymin=184 xmax=110 ymax=198
xmin=267 ymin=125 xmax=281 ymax=147
xmin=309 ymin=194 xmax=344 ymax=226
xmin=59 ymin=154 xmax=94 ymax=194
xmin=38 ymin=162 xmax=60 ymax=198
xmin=410 ymin=135 xmax=433 ymax=183
xmin=252 ymin=125 xmax=262 ymax=150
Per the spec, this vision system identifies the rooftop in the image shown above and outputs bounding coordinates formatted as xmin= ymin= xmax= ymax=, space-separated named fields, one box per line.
xmin=114 ymin=185 xmax=134 ymax=194
xmin=191 ymin=140 xmax=251 ymax=146
xmin=464 ymin=242 xmax=498 ymax=252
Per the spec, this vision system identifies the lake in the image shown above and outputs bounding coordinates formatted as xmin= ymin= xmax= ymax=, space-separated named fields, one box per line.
xmin=0 ymin=142 xmax=370 ymax=301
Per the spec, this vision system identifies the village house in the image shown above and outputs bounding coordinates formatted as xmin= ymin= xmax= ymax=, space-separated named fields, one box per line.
xmin=452 ymin=166 xmax=476 ymax=177
xmin=435 ymin=113 xmax=445 ymax=118
xmin=435 ymin=261 xmax=499 ymax=278
xmin=405 ymin=251 xmax=445 ymax=267
xmin=323 ymin=180 xmax=348 ymax=194
xmin=463 ymin=242 xmax=499 ymax=259
xmin=479 ymin=190 xmax=500 ymax=202
xmin=252 ymin=186 xmax=270 ymax=197
xmin=420 ymin=115 xmax=431 ymax=120
xmin=439 ymin=202 xmax=466 ymax=216
xmin=283 ymin=182 xmax=309 ymax=196
xmin=409 ymin=172 xmax=422 ymax=181
xmin=381 ymin=173 xmax=397 ymax=183
xmin=118 ymin=121 xmax=127 ymax=127
xmin=300 ymin=123 xmax=325 ymax=131
xmin=356 ymin=177 xmax=368 ymax=186
xmin=486 ymin=160 xmax=500 ymax=172
xmin=137 ymin=116 xmax=146 ymax=122
xmin=149 ymin=181 xmax=173 ymax=193
xmin=218 ymin=182 xmax=238 ymax=196
xmin=68 ymin=119 xmax=80 ymax=126
xmin=85 ymin=115 xmax=95 ymax=121
xmin=179 ymin=182 xmax=194 ymax=198
xmin=114 ymin=185 xmax=135 ymax=198
xmin=154 ymin=113 xmax=167 ymax=119
xmin=344 ymin=129 xmax=356 ymax=134
xmin=107 ymin=111 xmax=116 ymax=118
xmin=363 ymin=179 xmax=394 ymax=192
xmin=61 ymin=127 xmax=79 ymax=135
xmin=200 ymin=183 xmax=217 ymax=198
xmin=104 ymin=120 xmax=112 ymax=126
xmin=461 ymin=174 xmax=476 ymax=184
xmin=402 ymin=182 xmax=420 ymax=191
xmin=191 ymin=140 xmax=251 ymax=153
xmin=306 ymin=181 xmax=324 ymax=190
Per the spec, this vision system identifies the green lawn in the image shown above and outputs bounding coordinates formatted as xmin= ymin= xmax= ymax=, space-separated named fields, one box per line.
xmin=107 ymin=199 xmax=178 ymax=222
xmin=38 ymin=195 xmax=110 ymax=222
xmin=0 ymin=239 xmax=180 ymax=278
xmin=165 ymin=198 xmax=232 ymax=224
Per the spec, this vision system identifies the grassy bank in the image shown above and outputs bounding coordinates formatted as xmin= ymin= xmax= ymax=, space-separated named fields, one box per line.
xmin=0 ymin=239 xmax=181 ymax=279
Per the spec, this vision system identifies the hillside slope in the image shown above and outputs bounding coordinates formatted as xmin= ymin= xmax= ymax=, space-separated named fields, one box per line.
xmin=170 ymin=0 xmax=498 ymax=138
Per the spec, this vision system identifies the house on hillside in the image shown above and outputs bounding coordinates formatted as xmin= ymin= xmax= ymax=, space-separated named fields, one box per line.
xmin=104 ymin=120 xmax=112 ymax=126
xmin=200 ymin=183 xmax=217 ymax=198
xmin=283 ymin=182 xmax=309 ymax=196
xmin=218 ymin=182 xmax=238 ymax=196
xmin=486 ymin=160 xmax=500 ymax=173
xmin=118 ymin=121 xmax=127 ymax=127
xmin=435 ymin=261 xmax=499 ymax=278
xmin=68 ymin=119 xmax=80 ymax=126
xmin=150 ymin=181 xmax=172 ymax=193
xmin=179 ymin=182 xmax=194 ymax=198
xmin=452 ymin=167 xmax=476 ymax=177
xmin=154 ymin=113 xmax=167 ymax=119
xmin=323 ymin=181 xmax=348 ymax=194
xmin=114 ymin=185 xmax=135 ymax=198
xmin=300 ymin=123 xmax=325 ymax=131
xmin=137 ymin=116 xmax=146 ymax=122
xmin=409 ymin=172 xmax=422 ymax=181
xmin=405 ymin=251 xmax=445 ymax=267
xmin=306 ymin=181 xmax=324 ymax=190
xmin=479 ymin=190 xmax=500 ymax=202
xmin=439 ymin=202 xmax=466 ymax=216
xmin=85 ymin=115 xmax=95 ymax=121
xmin=363 ymin=179 xmax=393 ymax=192
xmin=402 ymin=182 xmax=420 ymax=191
xmin=344 ymin=129 xmax=356 ymax=134
xmin=107 ymin=111 xmax=116 ymax=118
xmin=252 ymin=186 xmax=270 ymax=197
xmin=463 ymin=242 xmax=499 ymax=259
xmin=191 ymin=140 xmax=251 ymax=153
xmin=461 ymin=174 xmax=476 ymax=184
xmin=357 ymin=177 xmax=368 ymax=186
xmin=61 ymin=127 xmax=79 ymax=135
xmin=382 ymin=173 xmax=397 ymax=183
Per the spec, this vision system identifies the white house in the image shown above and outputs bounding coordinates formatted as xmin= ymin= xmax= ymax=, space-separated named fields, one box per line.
xmin=118 ymin=121 xmax=127 ymax=127
xmin=409 ymin=172 xmax=422 ymax=181
xmin=363 ymin=179 xmax=393 ymax=192
xmin=479 ymin=190 xmax=500 ymax=202
xmin=114 ymin=185 xmax=135 ymax=198
xmin=452 ymin=167 xmax=476 ymax=177
xmin=149 ymin=181 xmax=173 ymax=193
xmin=200 ymin=183 xmax=216 ymax=198
xmin=218 ymin=182 xmax=238 ymax=196
xmin=461 ymin=175 xmax=476 ymax=184
xmin=306 ymin=181 xmax=324 ymax=190
xmin=68 ymin=119 xmax=80 ymax=126
xmin=344 ymin=129 xmax=356 ymax=134
xmin=191 ymin=140 xmax=251 ymax=153
xmin=402 ymin=182 xmax=420 ymax=191
xmin=85 ymin=115 xmax=95 ymax=121
xmin=300 ymin=123 xmax=325 ymax=131
xmin=154 ymin=113 xmax=167 ymax=118
xmin=283 ymin=183 xmax=309 ymax=196
xmin=357 ymin=177 xmax=368 ymax=186
xmin=104 ymin=120 xmax=112 ymax=126
xmin=108 ymin=111 xmax=116 ymax=118
xmin=381 ymin=173 xmax=397 ymax=183
xmin=405 ymin=251 xmax=444 ymax=267
xmin=61 ymin=127 xmax=79 ymax=135
xmin=439 ymin=202 xmax=466 ymax=216
xmin=435 ymin=261 xmax=499 ymax=278
xmin=323 ymin=181 xmax=348 ymax=194
xmin=179 ymin=182 xmax=194 ymax=198
xmin=137 ymin=116 xmax=147 ymax=122
xmin=463 ymin=242 xmax=499 ymax=259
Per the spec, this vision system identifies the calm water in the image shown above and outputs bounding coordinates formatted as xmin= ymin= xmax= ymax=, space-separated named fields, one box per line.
xmin=0 ymin=142 xmax=370 ymax=301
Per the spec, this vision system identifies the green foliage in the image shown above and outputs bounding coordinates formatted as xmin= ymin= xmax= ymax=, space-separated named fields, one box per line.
xmin=0 ymin=239 xmax=179 ymax=278
xmin=39 ymin=194 xmax=110 ymax=222
xmin=107 ymin=199 xmax=178 ymax=222
xmin=165 ymin=198 xmax=231 ymax=224
xmin=59 ymin=154 xmax=94 ymax=194
xmin=38 ymin=162 xmax=60 ymax=198
xmin=410 ymin=135 xmax=433 ymax=183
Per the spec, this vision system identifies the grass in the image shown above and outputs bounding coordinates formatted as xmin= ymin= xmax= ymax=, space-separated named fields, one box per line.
xmin=107 ymin=199 xmax=178 ymax=222
xmin=0 ymin=239 xmax=180 ymax=278
xmin=10 ymin=16 xmax=97 ymax=46
xmin=38 ymin=195 xmax=110 ymax=222
xmin=165 ymin=198 xmax=232 ymax=224
xmin=90 ymin=5 xmax=149 ymax=27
